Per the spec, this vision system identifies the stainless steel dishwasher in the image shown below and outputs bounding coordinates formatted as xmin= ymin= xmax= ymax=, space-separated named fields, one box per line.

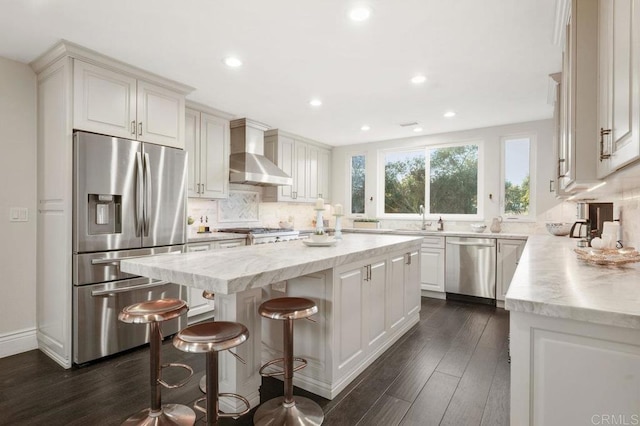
xmin=445 ymin=237 xmax=496 ymax=302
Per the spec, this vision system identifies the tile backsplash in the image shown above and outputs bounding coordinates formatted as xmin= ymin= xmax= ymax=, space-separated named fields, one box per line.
xmin=188 ymin=184 xmax=640 ymax=248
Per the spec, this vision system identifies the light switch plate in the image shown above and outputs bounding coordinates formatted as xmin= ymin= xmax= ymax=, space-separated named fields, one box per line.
xmin=9 ymin=207 xmax=28 ymax=222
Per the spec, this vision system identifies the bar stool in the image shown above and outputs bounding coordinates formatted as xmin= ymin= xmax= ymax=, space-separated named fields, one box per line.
xmin=118 ymin=298 xmax=195 ymax=426
xmin=173 ymin=321 xmax=251 ymax=426
xmin=253 ymin=297 xmax=324 ymax=426
xmin=199 ymin=290 xmax=215 ymax=393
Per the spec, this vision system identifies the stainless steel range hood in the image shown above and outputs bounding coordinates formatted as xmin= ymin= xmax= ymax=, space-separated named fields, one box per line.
xmin=229 ymin=118 xmax=293 ymax=186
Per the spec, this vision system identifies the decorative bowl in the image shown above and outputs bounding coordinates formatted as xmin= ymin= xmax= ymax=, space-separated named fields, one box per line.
xmin=470 ymin=224 xmax=487 ymax=233
xmin=311 ymin=233 xmax=329 ymax=243
xmin=279 ymin=221 xmax=292 ymax=229
xmin=545 ymin=222 xmax=572 ymax=236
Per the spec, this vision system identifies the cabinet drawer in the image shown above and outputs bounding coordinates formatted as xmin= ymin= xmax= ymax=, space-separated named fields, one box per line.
xmin=422 ymin=236 xmax=445 ymax=248
xmin=217 ymin=239 xmax=246 ymax=249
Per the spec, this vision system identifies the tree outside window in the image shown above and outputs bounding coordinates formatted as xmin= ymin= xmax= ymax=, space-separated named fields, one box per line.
xmin=351 ymin=155 xmax=366 ymax=214
xmin=502 ymin=137 xmax=532 ymax=218
xmin=383 ymin=144 xmax=479 ymax=216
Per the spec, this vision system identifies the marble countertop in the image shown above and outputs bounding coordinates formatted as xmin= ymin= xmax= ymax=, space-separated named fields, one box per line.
xmin=505 ymin=235 xmax=640 ymax=329
xmin=187 ymin=232 xmax=247 ymax=243
xmin=122 ymin=234 xmax=423 ymax=295
xmin=344 ymin=228 xmax=529 ymax=240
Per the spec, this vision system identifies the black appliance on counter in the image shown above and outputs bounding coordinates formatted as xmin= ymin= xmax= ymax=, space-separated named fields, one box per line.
xmin=569 ymin=202 xmax=613 ymax=239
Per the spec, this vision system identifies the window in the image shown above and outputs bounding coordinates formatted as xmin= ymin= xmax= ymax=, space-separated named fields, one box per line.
xmin=381 ymin=143 xmax=480 ymax=217
xmin=350 ymin=154 xmax=366 ymax=214
xmin=428 ymin=145 xmax=478 ymax=215
xmin=384 ymin=150 xmax=425 ymax=214
xmin=501 ymin=136 xmax=535 ymax=220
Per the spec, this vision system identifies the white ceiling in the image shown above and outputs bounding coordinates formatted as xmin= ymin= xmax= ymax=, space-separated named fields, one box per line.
xmin=0 ymin=0 xmax=561 ymax=146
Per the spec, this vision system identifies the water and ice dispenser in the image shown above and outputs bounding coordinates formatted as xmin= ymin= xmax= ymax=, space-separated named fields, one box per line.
xmin=87 ymin=194 xmax=121 ymax=235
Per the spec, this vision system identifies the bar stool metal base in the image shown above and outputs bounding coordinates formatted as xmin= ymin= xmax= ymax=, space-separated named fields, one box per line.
xmin=122 ymin=403 xmax=196 ymax=426
xmin=253 ymin=396 xmax=324 ymax=426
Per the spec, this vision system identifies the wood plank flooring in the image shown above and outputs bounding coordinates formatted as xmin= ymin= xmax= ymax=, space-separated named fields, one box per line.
xmin=0 ymin=298 xmax=509 ymax=425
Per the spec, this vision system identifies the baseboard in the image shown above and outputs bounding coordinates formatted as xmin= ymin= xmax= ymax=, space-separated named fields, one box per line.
xmin=0 ymin=328 xmax=38 ymax=359
xmin=421 ymin=290 xmax=446 ymax=300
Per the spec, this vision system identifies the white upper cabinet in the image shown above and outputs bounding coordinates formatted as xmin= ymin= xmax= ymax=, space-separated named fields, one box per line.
xmin=556 ymin=0 xmax=600 ymax=193
xmin=263 ymin=129 xmax=332 ymax=203
xmin=185 ymin=106 xmax=230 ymax=199
xmin=597 ymin=0 xmax=640 ymax=176
xmin=73 ymin=60 xmax=185 ymax=148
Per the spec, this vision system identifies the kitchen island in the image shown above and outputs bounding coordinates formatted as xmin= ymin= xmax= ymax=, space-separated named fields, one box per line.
xmin=505 ymin=236 xmax=640 ymax=425
xmin=122 ymin=234 xmax=423 ymax=409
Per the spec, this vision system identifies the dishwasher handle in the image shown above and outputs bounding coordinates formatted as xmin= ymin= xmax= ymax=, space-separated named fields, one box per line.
xmin=447 ymin=241 xmax=495 ymax=248
xmin=91 ymin=280 xmax=170 ymax=296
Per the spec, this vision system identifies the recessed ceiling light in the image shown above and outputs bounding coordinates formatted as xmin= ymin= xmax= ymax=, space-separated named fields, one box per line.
xmin=223 ymin=57 xmax=242 ymax=67
xmin=349 ymin=6 xmax=371 ymax=22
xmin=444 ymin=111 xmax=456 ymax=118
xmin=411 ymin=75 xmax=427 ymax=84
xmin=309 ymin=99 xmax=322 ymax=107
xmin=361 ymin=125 xmax=371 ymax=131
xmin=413 ymin=127 xmax=423 ymax=132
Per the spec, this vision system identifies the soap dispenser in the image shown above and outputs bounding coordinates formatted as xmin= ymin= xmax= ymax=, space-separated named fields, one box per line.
xmin=437 ymin=216 xmax=444 ymax=231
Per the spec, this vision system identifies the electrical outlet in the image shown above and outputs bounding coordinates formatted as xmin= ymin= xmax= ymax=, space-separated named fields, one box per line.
xmin=9 ymin=207 xmax=28 ymax=222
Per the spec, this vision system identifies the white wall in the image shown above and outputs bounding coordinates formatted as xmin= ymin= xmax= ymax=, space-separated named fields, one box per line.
xmin=0 ymin=57 xmax=38 ymax=356
xmin=331 ymin=119 xmax=559 ymax=233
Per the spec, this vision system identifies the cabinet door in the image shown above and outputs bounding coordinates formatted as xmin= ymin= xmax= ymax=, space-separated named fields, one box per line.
xmin=420 ymin=247 xmax=445 ymax=293
xmin=199 ymin=113 xmax=230 ymax=199
xmin=278 ymin=136 xmax=296 ymax=201
xmin=307 ymin=145 xmax=320 ymax=200
xmin=318 ymin=148 xmax=331 ymax=201
xmin=365 ymin=259 xmax=387 ymax=352
xmin=185 ymin=108 xmax=200 ymax=198
xmin=185 ymin=242 xmax=215 ymax=321
xmin=137 ymin=80 xmax=185 ymax=148
xmin=599 ymin=0 xmax=639 ymax=172
xmin=334 ymin=264 xmax=366 ymax=376
xmin=294 ymin=142 xmax=308 ymax=201
xmin=496 ymin=239 xmax=526 ymax=301
xmin=73 ymin=60 xmax=137 ymax=139
xmin=388 ymin=253 xmax=406 ymax=333
xmin=405 ymin=250 xmax=421 ymax=317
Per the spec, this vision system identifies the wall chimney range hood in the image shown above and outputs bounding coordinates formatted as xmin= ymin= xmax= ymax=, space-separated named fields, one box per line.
xmin=229 ymin=118 xmax=293 ymax=186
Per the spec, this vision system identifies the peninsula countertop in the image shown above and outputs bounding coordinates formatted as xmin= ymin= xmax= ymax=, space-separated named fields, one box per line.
xmin=505 ymin=235 xmax=640 ymax=329
xmin=121 ymin=234 xmax=423 ymax=295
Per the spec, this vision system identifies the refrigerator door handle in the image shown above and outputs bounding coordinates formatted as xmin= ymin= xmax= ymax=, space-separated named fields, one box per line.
xmin=136 ymin=152 xmax=144 ymax=237
xmin=143 ymin=152 xmax=152 ymax=236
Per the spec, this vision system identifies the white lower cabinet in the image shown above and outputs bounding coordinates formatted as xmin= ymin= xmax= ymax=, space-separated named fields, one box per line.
xmin=185 ymin=239 xmax=245 ymax=322
xmin=511 ymin=311 xmax=640 ymax=425
xmin=420 ymin=236 xmax=445 ymax=294
xmin=496 ymin=239 xmax=527 ymax=301
xmin=260 ymin=246 xmax=422 ymax=399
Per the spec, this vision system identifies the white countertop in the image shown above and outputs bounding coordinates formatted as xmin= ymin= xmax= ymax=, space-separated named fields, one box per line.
xmin=187 ymin=232 xmax=247 ymax=243
xmin=505 ymin=235 xmax=640 ymax=329
xmin=122 ymin=234 xmax=423 ymax=295
xmin=345 ymin=228 xmax=529 ymax=240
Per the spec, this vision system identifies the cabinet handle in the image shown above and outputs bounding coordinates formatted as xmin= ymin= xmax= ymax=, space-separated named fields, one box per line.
xmin=368 ymin=264 xmax=372 ymax=281
xmin=292 ymin=191 xmax=297 ymax=199
xmin=557 ymin=158 xmax=567 ymax=178
xmin=130 ymin=121 xmax=136 ymax=135
xmin=197 ymin=183 xmax=200 ymax=194
xmin=600 ymin=128 xmax=612 ymax=161
xmin=138 ymin=122 xmax=143 ymax=136
xmin=363 ymin=265 xmax=369 ymax=281
xmin=405 ymin=252 xmax=412 ymax=265
xmin=318 ymin=193 xmax=323 ymax=198
xmin=549 ymin=180 xmax=555 ymax=193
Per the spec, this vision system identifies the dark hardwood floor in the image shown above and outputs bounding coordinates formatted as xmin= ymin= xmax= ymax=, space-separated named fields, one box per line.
xmin=0 ymin=298 xmax=509 ymax=425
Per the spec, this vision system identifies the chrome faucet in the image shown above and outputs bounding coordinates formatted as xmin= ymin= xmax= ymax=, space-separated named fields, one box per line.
xmin=419 ymin=205 xmax=426 ymax=230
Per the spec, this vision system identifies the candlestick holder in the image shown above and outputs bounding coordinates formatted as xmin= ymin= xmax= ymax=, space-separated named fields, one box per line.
xmin=333 ymin=214 xmax=343 ymax=239
xmin=314 ymin=208 xmax=325 ymax=234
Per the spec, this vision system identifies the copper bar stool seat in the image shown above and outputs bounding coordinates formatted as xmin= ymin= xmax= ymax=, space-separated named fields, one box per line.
xmin=199 ymin=290 xmax=216 ymax=393
xmin=173 ymin=321 xmax=251 ymax=426
xmin=118 ymin=298 xmax=195 ymax=426
xmin=253 ymin=297 xmax=324 ymax=426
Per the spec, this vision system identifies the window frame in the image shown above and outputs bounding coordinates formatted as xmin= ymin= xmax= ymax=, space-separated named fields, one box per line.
xmin=500 ymin=133 xmax=537 ymax=222
xmin=377 ymin=140 xmax=484 ymax=221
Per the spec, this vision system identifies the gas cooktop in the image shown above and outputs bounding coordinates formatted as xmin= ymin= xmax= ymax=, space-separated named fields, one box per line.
xmin=219 ymin=227 xmax=294 ymax=234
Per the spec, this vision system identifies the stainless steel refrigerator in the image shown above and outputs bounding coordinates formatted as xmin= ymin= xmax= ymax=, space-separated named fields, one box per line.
xmin=72 ymin=131 xmax=187 ymax=364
